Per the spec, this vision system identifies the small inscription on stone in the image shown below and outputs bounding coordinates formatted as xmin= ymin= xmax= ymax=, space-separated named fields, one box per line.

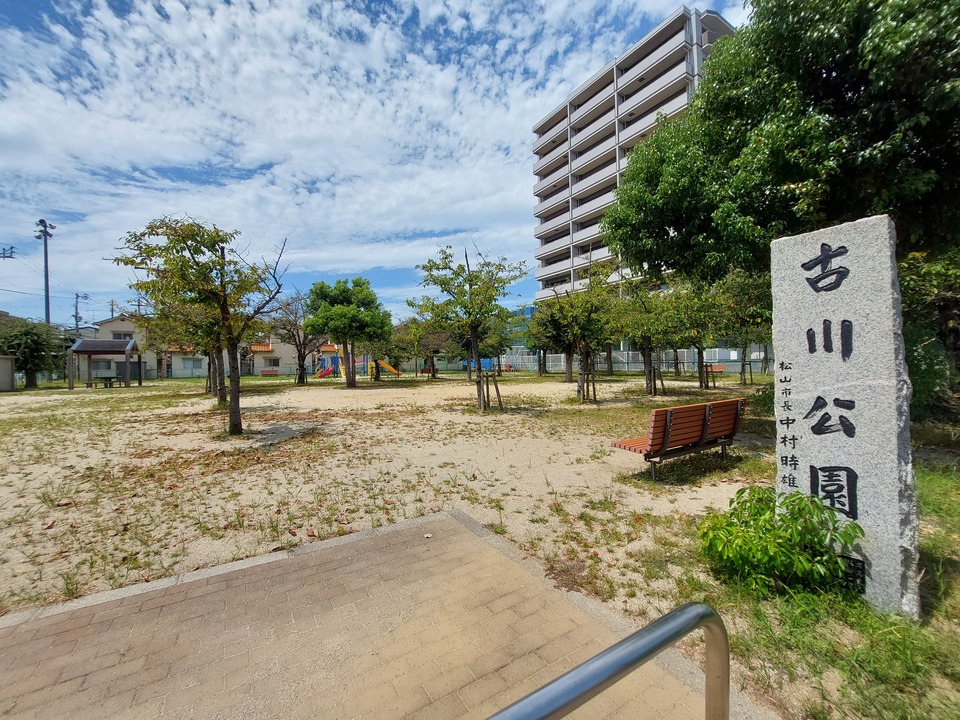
xmin=771 ymin=215 xmax=919 ymax=618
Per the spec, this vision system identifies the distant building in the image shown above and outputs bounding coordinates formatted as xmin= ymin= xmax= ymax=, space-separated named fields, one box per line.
xmin=532 ymin=6 xmax=734 ymax=300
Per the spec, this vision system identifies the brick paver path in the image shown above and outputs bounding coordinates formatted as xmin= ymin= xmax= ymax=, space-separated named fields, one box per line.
xmin=0 ymin=511 xmax=770 ymax=719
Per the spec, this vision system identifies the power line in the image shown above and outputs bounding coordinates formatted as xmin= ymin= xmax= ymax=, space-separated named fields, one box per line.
xmin=14 ymin=254 xmax=85 ymax=297
xmin=0 ymin=286 xmax=78 ymax=300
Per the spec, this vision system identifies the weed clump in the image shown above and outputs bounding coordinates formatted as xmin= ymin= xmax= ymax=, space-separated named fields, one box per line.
xmin=699 ymin=486 xmax=864 ymax=593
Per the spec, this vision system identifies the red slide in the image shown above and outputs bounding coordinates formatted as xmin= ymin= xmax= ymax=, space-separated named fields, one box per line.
xmin=317 ymin=367 xmax=334 ymax=378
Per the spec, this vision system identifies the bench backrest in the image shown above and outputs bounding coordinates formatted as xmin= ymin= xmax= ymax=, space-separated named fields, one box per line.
xmin=645 ymin=398 xmax=745 ymax=455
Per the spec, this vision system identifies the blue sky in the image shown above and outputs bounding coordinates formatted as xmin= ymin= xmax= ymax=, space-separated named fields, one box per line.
xmin=0 ymin=0 xmax=748 ymax=327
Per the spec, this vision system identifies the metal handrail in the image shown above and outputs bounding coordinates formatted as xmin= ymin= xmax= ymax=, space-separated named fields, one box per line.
xmin=488 ymin=602 xmax=729 ymax=720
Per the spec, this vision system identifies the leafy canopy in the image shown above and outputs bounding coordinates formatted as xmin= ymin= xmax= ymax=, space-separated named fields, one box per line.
xmin=603 ymin=0 xmax=960 ymax=281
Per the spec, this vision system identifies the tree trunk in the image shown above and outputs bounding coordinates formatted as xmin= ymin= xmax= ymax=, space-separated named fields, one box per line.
xmin=673 ymin=347 xmax=681 ymax=377
xmin=226 ymin=340 xmax=242 ymax=435
xmin=25 ymin=371 xmax=37 ymax=389
xmin=216 ymin=350 xmax=227 ymax=404
xmin=346 ymin=340 xmax=357 ymax=387
xmin=740 ymin=345 xmax=748 ymax=385
xmin=642 ymin=344 xmax=656 ymax=396
xmin=471 ymin=328 xmax=484 ymax=412
xmin=605 ymin=344 xmax=613 ymax=375
xmin=564 ymin=350 xmax=573 ymax=383
xmin=696 ymin=345 xmax=707 ymax=389
xmin=538 ymin=348 xmax=546 ymax=376
xmin=296 ymin=348 xmax=307 ymax=385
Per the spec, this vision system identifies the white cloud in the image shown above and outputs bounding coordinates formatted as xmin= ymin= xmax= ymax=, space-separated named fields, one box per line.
xmin=0 ymin=0 xmax=741 ymax=322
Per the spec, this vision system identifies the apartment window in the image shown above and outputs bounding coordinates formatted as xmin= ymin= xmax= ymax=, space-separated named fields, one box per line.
xmin=183 ymin=358 xmax=202 ymax=370
xmin=112 ymin=332 xmax=134 ymax=340
xmin=91 ymin=360 xmax=111 ymax=372
xmin=265 ymin=358 xmax=281 ymax=368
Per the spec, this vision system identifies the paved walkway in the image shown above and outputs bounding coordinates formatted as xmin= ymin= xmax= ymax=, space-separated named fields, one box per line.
xmin=0 ymin=511 xmax=776 ymax=719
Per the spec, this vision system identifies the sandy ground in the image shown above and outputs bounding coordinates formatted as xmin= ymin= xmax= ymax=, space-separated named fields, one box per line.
xmin=0 ymin=376 xmax=770 ymax=620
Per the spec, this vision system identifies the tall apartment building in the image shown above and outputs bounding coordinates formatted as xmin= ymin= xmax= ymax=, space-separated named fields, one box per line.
xmin=532 ymin=6 xmax=734 ymax=300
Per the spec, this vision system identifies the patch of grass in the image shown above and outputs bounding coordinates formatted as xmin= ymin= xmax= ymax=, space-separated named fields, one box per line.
xmin=912 ymin=422 xmax=960 ymax=452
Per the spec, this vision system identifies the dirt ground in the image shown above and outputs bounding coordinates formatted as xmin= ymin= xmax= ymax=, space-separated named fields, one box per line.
xmin=0 ymin=376 xmax=769 ymax=621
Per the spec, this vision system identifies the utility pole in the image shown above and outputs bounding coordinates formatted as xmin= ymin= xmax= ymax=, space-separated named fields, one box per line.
xmin=74 ymin=292 xmax=89 ymax=333
xmin=34 ymin=219 xmax=55 ymax=325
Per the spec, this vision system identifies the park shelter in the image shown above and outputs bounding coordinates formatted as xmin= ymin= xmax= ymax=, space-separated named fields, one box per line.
xmin=68 ymin=339 xmax=143 ymax=389
xmin=0 ymin=355 xmax=14 ymax=391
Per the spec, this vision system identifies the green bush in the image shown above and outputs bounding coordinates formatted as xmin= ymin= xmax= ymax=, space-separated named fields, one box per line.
xmin=699 ymin=486 xmax=864 ymax=593
xmin=903 ymin=324 xmax=951 ymax=420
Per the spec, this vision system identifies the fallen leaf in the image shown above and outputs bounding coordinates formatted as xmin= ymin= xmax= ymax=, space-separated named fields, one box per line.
xmin=44 ymin=520 xmax=56 ymax=530
xmin=424 ymin=533 xmax=433 ymax=539
xmin=288 ymin=528 xmax=297 ymax=536
xmin=306 ymin=528 xmax=317 ymax=538
xmin=55 ymin=499 xmax=73 ymax=508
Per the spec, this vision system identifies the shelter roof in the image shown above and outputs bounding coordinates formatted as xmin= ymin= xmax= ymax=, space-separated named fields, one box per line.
xmin=70 ymin=339 xmax=140 ymax=354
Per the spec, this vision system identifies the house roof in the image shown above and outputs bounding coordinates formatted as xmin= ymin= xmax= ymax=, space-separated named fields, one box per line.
xmin=250 ymin=342 xmax=272 ymax=352
xmin=70 ymin=339 xmax=140 ymax=354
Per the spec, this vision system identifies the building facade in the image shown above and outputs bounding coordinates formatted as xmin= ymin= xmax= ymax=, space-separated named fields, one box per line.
xmin=532 ymin=6 xmax=734 ymax=300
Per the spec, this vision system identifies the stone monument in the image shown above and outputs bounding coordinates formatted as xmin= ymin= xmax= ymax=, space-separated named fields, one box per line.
xmin=771 ymin=215 xmax=919 ymax=618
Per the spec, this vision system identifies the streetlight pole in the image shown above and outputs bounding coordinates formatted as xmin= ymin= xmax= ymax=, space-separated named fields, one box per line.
xmin=34 ymin=219 xmax=55 ymax=325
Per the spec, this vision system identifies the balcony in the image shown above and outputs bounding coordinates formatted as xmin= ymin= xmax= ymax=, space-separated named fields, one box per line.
xmin=534 ymin=210 xmax=571 ymax=239
xmin=534 ymin=189 xmax=568 ymax=218
xmin=571 ymin=135 xmax=616 ymax=173
xmin=535 ymin=234 xmax=573 ymax=259
xmin=572 ymin=188 xmax=616 ymax=221
xmin=535 ymin=282 xmax=572 ymax=301
xmin=573 ymin=245 xmax=612 ymax=268
xmin=618 ymin=61 xmax=690 ymax=119
xmin=570 ymin=108 xmax=616 ymax=153
xmin=570 ymin=82 xmax=614 ymax=125
xmin=534 ymin=164 xmax=570 ymax=195
xmin=572 ymin=223 xmax=603 ymax=246
xmin=617 ymin=30 xmax=687 ymax=91
xmin=572 ymin=161 xmax=617 ymax=195
xmin=619 ymin=92 xmax=687 ymax=150
xmin=535 ymin=257 xmax=572 ymax=281
xmin=534 ymin=138 xmax=570 ymax=174
xmin=534 ymin=118 xmax=567 ymax=154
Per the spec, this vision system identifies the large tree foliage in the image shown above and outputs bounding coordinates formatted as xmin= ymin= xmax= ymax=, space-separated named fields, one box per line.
xmin=0 ymin=318 xmax=65 ymax=388
xmin=603 ymin=0 xmax=960 ymax=281
xmin=115 ymin=218 xmax=284 ymax=435
xmin=412 ymin=246 xmax=526 ymax=411
xmin=304 ymin=278 xmax=392 ymax=388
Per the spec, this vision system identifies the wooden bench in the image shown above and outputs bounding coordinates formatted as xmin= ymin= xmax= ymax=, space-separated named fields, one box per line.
xmin=612 ymin=398 xmax=746 ymax=480
xmin=259 ymin=369 xmax=278 ymax=376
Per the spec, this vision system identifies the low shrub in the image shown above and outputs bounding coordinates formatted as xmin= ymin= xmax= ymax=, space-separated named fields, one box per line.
xmin=699 ymin=486 xmax=864 ymax=593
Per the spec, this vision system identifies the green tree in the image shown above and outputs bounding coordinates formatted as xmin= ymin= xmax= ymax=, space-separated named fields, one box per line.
xmin=0 ymin=318 xmax=65 ymax=388
xmin=412 ymin=246 xmax=526 ymax=411
xmin=115 ymin=217 xmax=284 ymax=435
xmin=662 ymin=279 xmax=724 ymax=389
xmin=541 ymin=262 xmax=619 ymax=401
xmin=604 ymin=0 xmax=960 ymax=281
xmin=271 ymin=292 xmax=323 ymax=385
xmin=615 ymin=278 xmax=672 ymax=395
xmin=305 ymin=278 xmax=392 ymax=388
xmin=527 ymin=300 xmax=574 ymax=379
xmin=714 ymin=270 xmax=773 ymax=383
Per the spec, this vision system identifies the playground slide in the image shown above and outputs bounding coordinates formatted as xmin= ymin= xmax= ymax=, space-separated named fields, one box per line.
xmin=316 ymin=367 xmax=334 ymax=378
xmin=377 ymin=360 xmax=401 ymax=376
